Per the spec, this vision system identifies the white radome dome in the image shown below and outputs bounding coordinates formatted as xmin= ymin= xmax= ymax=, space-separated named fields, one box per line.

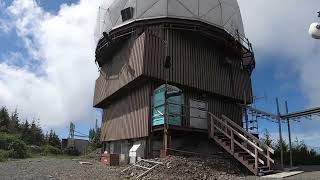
xmin=309 ymin=22 xmax=320 ymax=39
xmin=95 ymin=0 xmax=245 ymax=43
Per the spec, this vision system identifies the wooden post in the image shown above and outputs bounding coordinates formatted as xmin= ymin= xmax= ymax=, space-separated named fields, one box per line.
xmin=231 ymin=130 xmax=234 ymax=154
xmin=211 ymin=116 xmax=214 ymax=137
xmin=267 ymin=150 xmax=271 ymax=169
xmin=255 ymin=147 xmax=258 ymax=169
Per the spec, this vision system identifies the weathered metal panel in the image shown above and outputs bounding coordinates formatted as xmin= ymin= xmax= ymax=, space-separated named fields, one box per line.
xmin=183 ymin=89 xmax=243 ymax=127
xmin=143 ymin=27 xmax=252 ymax=102
xmin=189 ymin=99 xmax=208 ymax=130
xmin=101 ymin=83 xmax=151 ymax=141
xmin=94 ymin=33 xmax=146 ymax=107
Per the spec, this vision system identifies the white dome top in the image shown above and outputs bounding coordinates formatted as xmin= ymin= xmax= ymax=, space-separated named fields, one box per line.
xmin=95 ymin=0 xmax=245 ymax=42
xmin=309 ymin=22 xmax=320 ymax=39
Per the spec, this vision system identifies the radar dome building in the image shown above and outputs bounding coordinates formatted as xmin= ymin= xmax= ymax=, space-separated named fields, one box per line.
xmin=309 ymin=22 xmax=320 ymax=39
xmin=93 ymin=0 xmax=258 ymax=173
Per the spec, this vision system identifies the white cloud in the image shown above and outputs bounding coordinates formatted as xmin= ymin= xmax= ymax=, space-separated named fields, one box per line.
xmin=0 ymin=0 xmax=101 ymax=130
xmin=238 ymin=0 xmax=320 ymax=107
xmin=239 ymin=0 xmax=320 ymax=60
xmin=238 ymin=1 xmax=320 ymax=146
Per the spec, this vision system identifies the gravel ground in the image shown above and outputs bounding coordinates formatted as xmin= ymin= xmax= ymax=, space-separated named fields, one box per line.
xmin=123 ymin=155 xmax=250 ymax=180
xmin=1 ymin=157 xmax=320 ymax=180
xmin=0 ymin=157 xmax=124 ymax=180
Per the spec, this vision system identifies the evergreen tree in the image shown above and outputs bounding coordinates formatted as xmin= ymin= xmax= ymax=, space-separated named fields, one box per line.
xmin=21 ymin=120 xmax=31 ymax=144
xmin=29 ymin=119 xmax=44 ymax=146
xmin=261 ymin=129 xmax=273 ymax=147
xmin=48 ymin=129 xmax=61 ymax=148
xmin=10 ymin=109 xmax=20 ymax=132
xmin=0 ymin=107 xmax=10 ymax=132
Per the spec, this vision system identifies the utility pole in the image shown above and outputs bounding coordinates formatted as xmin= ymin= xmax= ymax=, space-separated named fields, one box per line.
xmin=276 ymin=98 xmax=284 ymax=169
xmin=285 ymin=101 xmax=293 ymax=168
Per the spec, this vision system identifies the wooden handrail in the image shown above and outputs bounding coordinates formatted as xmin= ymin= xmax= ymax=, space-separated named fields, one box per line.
xmin=209 ymin=112 xmax=275 ymax=170
xmin=221 ymin=114 xmax=275 ymax=154
xmin=212 ymin=122 xmax=265 ymax=165
xmin=211 ymin=114 xmax=263 ymax=152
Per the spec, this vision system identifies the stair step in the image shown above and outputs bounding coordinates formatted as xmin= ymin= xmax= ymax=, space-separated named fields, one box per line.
xmin=214 ymin=132 xmax=224 ymax=136
xmin=225 ymin=141 xmax=231 ymax=145
xmin=219 ymin=138 xmax=230 ymax=142
xmin=258 ymin=166 xmax=270 ymax=170
xmin=236 ymin=151 xmax=248 ymax=155
xmin=258 ymin=170 xmax=274 ymax=176
xmin=242 ymin=154 xmax=254 ymax=160
xmin=247 ymin=159 xmax=261 ymax=164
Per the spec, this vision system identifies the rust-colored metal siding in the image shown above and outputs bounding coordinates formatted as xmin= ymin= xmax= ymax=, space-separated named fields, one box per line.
xmin=94 ymin=33 xmax=146 ymax=107
xmin=143 ymin=27 xmax=252 ymax=102
xmin=101 ymin=83 xmax=151 ymax=141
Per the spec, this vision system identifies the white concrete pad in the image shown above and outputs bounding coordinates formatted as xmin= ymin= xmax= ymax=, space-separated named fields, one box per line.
xmin=261 ymin=171 xmax=304 ymax=178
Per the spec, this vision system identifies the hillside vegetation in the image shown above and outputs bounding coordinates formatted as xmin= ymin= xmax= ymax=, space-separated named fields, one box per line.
xmin=0 ymin=106 xmax=61 ymax=161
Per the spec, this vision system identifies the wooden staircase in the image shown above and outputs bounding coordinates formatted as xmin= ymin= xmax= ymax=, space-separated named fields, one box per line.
xmin=208 ymin=113 xmax=275 ymax=176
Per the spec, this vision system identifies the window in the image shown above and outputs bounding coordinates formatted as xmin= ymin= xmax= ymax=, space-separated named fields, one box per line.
xmin=121 ymin=7 xmax=134 ymax=22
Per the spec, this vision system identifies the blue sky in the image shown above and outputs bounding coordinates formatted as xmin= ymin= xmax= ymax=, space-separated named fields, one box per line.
xmin=0 ymin=0 xmax=320 ymax=148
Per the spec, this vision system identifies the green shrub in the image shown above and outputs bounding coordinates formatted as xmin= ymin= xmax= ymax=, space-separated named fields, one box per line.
xmin=0 ymin=133 xmax=20 ymax=150
xmin=42 ymin=145 xmax=61 ymax=155
xmin=0 ymin=150 xmax=10 ymax=162
xmin=0 ymin=133 xmax=28 ymax=159
xmin=8 ymin=139 xmax=28 ymax=158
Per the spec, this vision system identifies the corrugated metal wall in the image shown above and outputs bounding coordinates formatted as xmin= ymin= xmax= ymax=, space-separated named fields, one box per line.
xmin=143 ymin=26 xmax=252 ymax=102
xmin=101 ymin=83 xmax=151 ymax=141
xmin=97 ymin=23 xmax=253 ymax=141
xmin=94 ymin=33 xmax=146 ymax=107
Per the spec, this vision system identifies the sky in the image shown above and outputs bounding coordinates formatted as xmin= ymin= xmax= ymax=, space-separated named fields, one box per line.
xmin=0 ymin=0 xmax=319 ymax=147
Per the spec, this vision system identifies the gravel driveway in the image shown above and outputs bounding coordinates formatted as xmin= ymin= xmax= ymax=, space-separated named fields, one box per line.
xmin=0 ymin=157 xmax=124 ymax=180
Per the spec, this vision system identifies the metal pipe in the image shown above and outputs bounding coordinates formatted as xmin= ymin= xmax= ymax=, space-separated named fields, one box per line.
xmin=285 ymin=101 xmax=293 ymax=168
xmin=281 ymin=107 xmax=320 ymax=119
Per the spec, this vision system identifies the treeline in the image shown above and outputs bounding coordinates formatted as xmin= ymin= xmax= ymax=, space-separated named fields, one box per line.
xmin=261 ymin=129 xmax=320 ymax=166
xmin=0 ymin=106 xmax=61 ymax=161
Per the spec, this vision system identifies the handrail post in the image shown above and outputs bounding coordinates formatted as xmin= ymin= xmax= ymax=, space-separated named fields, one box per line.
xmin=267 ymin=150 xmax=271 ymax=169
xmin=231 ymin=130 xmax=234 ymax=154
xmin=255 ymin=147 xmax=258 ymax=169
xmin=211 ymin=116 xmax=214 ymax=137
